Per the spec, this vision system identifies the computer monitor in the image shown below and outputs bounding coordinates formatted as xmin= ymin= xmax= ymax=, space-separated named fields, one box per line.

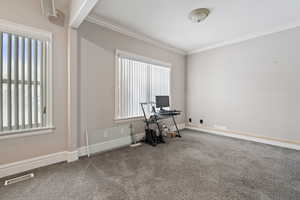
xmin=156 ymin=96 xmax=170 ymax=109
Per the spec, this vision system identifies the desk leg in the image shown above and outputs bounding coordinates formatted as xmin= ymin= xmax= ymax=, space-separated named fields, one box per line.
xmin=172 ymin=115 xmax=181 ymax=137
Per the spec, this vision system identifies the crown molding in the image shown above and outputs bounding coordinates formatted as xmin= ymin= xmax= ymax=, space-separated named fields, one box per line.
xmin=69 ymin=0 xmax=99 ymax=28
xmin=85 ymin=15 xmax=187 ymax=55
xmin=188 ymin=21 xmax=300 ymax=55
xmin=85 ymin=14 xmax=300 ymax=55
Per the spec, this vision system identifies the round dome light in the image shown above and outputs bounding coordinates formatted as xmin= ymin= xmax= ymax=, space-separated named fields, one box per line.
xmin=188 ymin=8 xmax=210 ymax=23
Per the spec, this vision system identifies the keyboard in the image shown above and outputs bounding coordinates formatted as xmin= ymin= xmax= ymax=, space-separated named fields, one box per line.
xmin=158 ymin=109 xmax=181 ymax=115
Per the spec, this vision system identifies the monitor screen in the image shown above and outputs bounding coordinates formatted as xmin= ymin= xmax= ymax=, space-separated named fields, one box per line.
xmin=156 ymin=96 xmax=170 ymax=108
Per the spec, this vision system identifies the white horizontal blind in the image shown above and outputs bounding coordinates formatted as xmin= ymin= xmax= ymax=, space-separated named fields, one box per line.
xmin=117 ymin=55 xmax=170 ymax=119
xmin=0 ymin=32 xmax=47 ymax=135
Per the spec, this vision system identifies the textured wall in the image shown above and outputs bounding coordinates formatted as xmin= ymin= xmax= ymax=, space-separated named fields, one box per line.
xmin=187 ymin=27 xmax=300 ymax=142
xmin=77 ymin=21 xmax=186 ymax=147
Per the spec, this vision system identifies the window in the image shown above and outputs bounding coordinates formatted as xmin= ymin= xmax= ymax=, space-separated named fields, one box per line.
xmin=0 ymin=21 xmax=53 ymax=137
xmin=115 ymin=50 xmax=170 ymax=120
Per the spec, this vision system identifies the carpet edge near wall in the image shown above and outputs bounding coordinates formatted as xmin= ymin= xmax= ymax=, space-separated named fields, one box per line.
xmin=186 ymin=124 xmax=300 ymax=151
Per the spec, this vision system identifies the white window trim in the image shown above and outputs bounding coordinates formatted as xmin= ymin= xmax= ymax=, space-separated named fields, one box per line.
xmin=114 ymin=49 xmax=172 ymax=122
xmin=0 ymin=19 xmax=54 ymax=139
xmin=0 ymin=126 xmax=56 ymax=140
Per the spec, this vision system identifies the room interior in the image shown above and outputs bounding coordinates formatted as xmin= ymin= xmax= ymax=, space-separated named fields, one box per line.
xmin=0 ymin=0 xmax=299 ymax=199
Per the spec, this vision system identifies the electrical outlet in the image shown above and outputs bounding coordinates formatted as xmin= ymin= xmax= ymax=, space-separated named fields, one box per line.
xmin=200 ymin=119 xmax=203 ymax=124
xmin=104 ymin=130 xmax=108 ymax=137
xmin=189 ymin=118 xmax=192 ymax=123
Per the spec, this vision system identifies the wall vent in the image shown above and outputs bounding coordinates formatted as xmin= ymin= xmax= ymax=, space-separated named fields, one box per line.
xmin=4 ymin=173 xmax=34 ymax=186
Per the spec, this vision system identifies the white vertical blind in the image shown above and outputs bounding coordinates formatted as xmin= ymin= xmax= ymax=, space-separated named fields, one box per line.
xmin=0 ymin=32 xmax=47 ymax=135
xmin=117 ymin=55 xmax=170 ymax=119
xmin=150 ymin=65 xmax=170 ymax=103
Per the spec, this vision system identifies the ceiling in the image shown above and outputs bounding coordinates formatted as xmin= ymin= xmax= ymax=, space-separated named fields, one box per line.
xmin=91 ymin=0 xmax=300 ymax=54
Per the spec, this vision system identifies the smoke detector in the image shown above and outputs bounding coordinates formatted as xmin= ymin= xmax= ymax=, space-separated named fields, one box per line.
xmin=188 ymin=8 xmax=210 ymax=23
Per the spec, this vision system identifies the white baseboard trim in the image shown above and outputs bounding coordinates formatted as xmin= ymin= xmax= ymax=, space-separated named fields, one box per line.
xmin=186 ymin=124 xmax=300 ymax=151
xmin=77 ymin=132 xmax=147 ymax=158
xmin=0 ymin=134 xmax=145 ymax=178
xmin=66 ymin=151 xmax=79 ymax=163
xmin=0 ymin=124 xmax=186 ymax=178
xmin=77 ymin=123 xmax=185 ymax=158
xmin=0 ymin=152 xmax=67 ymax=178
xmin=78 ymin=136 xmax=133 ymax=157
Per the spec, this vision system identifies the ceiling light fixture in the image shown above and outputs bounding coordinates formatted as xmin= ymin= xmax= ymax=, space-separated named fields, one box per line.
xmin=188 ymin=8 xmax=210 ymax=23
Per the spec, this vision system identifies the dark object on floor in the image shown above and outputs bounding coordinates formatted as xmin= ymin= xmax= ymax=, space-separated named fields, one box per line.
xmin=144 ymin=128 xmax=165 ymax=146
xmin=145 ymin=128 xmax=158 ymax=146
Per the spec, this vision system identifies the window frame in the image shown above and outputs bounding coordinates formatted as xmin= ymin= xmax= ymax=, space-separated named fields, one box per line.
xmin=115 ymin=49 xmax=172 ymax=122
xmin=0 ymin=19 xmax=54 ymax=139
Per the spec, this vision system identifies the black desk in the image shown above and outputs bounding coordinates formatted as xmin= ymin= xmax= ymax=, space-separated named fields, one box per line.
xmin=141 ymin=103 xmax=182 ymax=145
xmin=155 ymin=110 xmax=182 ymax=137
